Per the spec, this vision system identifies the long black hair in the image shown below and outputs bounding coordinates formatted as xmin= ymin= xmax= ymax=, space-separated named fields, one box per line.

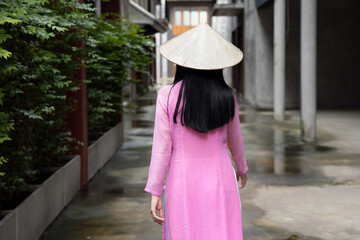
xmin=169 ymin=65 xmax=235 ymax=133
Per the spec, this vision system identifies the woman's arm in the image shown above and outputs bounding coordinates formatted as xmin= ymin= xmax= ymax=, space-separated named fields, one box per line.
xmin=144 ymin=86 xmax=172 ymax=197
xmin=227 ymin=92 xmax=248 ymax=176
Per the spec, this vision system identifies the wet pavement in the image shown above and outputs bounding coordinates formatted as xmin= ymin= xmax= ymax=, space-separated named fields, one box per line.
xmin=40 ymin=82 xmax=360 ymax=240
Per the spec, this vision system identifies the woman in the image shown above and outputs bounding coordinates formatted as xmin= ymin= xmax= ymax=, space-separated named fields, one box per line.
xmin=144 ymin=23 xmax=248 ymax=240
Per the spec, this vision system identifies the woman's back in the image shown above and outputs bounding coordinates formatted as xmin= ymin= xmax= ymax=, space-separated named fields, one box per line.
xmin=168 ymin=80 xmax=228 ymax=160
xmin=160 ymin=80 xmax=247 ymax=172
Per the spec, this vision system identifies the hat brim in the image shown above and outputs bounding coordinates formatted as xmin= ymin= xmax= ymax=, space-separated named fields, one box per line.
xmin=160 ymin=23 xmax=243 ymax=70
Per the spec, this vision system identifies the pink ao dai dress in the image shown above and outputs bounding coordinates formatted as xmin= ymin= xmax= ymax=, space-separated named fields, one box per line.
xmin=144 ymin=80 xmax=248 ymax=240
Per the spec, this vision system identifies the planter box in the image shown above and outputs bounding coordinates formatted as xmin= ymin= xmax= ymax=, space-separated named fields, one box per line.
xmin=0 ymin=155 xmax=81 ymax=240
xmin=87 ymin=121 xmax=124 ymax=181
xmin=0 ymin=121 xmax=124 ymax=240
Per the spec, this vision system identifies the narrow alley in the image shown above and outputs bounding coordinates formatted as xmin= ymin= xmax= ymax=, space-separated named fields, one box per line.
xmin=2 ymin=1 xmax=360 ymax=240
xmin=40 ymin=82 xmax=360 ymax=240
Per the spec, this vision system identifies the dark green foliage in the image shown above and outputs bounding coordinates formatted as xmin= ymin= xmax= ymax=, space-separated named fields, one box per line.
xmin=0 ymin=0 xmax=154 ymax=209
xmin=0 ymin=88 xmax=14 ymax=177
xmin=86 ymin=14 xmax=154 ymax=134
xmin=0 ymin=0 xmax=92 ymax=209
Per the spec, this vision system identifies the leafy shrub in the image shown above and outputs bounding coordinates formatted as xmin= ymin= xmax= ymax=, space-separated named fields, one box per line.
xmin=86 ymin=14 xmax=154 ymax=134
xmin=0 ymin=88 xmax=14 ymax=177
xmin=0 ymin=0 xmax=94 ymax=208
xmin=0 ymin=0 xmax=154 ymax=209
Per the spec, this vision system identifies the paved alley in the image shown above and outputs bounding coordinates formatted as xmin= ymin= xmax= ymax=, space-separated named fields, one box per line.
xmin=40 ymin=82 xmax=360 ymax=240
xmin=40 ymin=87 xmax=163 ymax=240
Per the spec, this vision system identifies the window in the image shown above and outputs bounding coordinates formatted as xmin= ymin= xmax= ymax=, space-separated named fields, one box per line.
xmin=183 ymin=8 xmax=190 ymax=26
xmin=191 ymin=8 xmax=199 ymax=26
xmin=200 ymin=8 xmax=208 ymax=24
xmin=174 ymin=8 xmax=181 ymax=26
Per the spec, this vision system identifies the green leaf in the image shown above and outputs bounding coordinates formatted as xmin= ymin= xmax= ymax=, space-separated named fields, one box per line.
xmin=0 ymin=47 xmax=12 ymax=59
xmin=0 ymin=17 xmax=22 ymax=25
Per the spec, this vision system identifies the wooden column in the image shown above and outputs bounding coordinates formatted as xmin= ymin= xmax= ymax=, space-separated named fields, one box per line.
xmin=66 ymin=0 xmax=88 ymax=187
xmin=101 ymin=0 xmax=122 ymax=15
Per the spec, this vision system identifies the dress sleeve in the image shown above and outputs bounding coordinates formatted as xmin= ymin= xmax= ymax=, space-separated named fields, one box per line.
xmin=144 ymin=87 xmax=172 ymax=197
xmin=227 ymin=92 xmax=248 ymax=175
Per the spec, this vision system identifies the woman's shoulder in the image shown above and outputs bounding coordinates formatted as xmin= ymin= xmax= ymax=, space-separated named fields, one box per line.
xmin=158 ymin=84 xmax=173 ymax=95
xmin=156 ymin=84 xmax=173 ymax=105
xmin=157 ymin=80 xmax=182 ymax=98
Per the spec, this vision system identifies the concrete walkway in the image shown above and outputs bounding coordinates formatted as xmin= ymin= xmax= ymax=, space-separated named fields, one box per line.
xmin=40 ymin=83 xmax=360 ymax=240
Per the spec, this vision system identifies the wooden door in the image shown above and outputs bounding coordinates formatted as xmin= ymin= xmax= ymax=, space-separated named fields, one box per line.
xmin=171 ymin=6 xmax=209 ymax=76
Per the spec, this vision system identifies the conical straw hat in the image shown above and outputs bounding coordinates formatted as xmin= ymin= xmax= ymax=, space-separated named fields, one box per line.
xmin=160 ymin=23 xmax=243 ymax=70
